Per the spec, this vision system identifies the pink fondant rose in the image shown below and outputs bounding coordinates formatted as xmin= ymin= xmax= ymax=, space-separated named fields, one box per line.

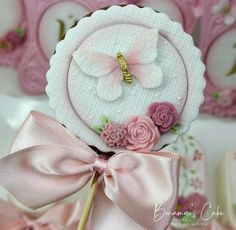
xmin=148 ymin=102 xmax=179 ymax=133
xmin=125 ymin=116 xmax=160 ymax=151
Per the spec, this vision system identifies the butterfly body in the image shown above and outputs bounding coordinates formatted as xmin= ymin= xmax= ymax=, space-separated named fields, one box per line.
xmin=117 ymin=52 xmax=133 ymax=84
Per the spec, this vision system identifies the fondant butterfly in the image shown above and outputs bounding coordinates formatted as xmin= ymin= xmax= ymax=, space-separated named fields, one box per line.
xmin=73 ymin=28 xmax=163 ymax=101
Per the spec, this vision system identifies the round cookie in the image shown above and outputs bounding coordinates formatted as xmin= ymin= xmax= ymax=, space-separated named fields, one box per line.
xmin=46 ymin=5 xmax=205 ymax=152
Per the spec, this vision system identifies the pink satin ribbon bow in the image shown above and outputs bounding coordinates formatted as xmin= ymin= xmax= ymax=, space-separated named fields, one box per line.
xmin=0 ymin=111 xmax=181 ymax=230
xmin=0 ymin=199 xmax=83 ymax=230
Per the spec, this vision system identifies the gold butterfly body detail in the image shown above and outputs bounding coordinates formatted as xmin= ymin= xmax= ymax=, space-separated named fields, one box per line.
xmin=116 ymin=52 xmax=133 ymax=84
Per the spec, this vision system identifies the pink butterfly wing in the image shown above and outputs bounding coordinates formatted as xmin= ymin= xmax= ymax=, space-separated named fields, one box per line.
xmin=127 ymin=28 xmax=159 ymax=65
xmin=72 ymin=49 xmax=118 ymax=78
xmin=131 ymin=63 xmax=163 ymax=88
xmin=73 ymin=49 xmax=124 ymax=101
xmin=97 ymin=68 xmax=123 ymax=101
xmin=127 ymin=28 xmax=163 ymax=88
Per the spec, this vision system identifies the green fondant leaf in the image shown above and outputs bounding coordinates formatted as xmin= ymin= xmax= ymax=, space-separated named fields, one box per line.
xmin=212 ymin=92 xmax=220 ymax=100
xmin=100 ymin=115 xmax=112 ymax=126
xmin=170 ymin=123 xmax=182 ymax=134
xmin=189 ymin=142 xmax=195 ymax=147
xmin=92 ymin=125 xmax=103 ymax=135
xmin=182 ymin=212 xmax=197 ymax=225
xmin=16 ymin=28 xmax=26 ymax=38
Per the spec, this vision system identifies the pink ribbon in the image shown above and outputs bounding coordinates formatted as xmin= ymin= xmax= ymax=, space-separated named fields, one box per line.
xmin=0 ymin=111 xmax=181 ymax=230
xmin=0 ymin=199 xmax=83 ymax=230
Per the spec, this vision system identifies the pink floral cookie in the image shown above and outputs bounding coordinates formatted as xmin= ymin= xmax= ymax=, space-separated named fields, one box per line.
xmin=200 ymin=0 xmax=236 ymax=118
xmin=165 ymin=135 xmax=208 ymax=228
xmin=46 ymin=5 xmax=205 ymax=152
xmin=0 ymin=0 xmax=135 ymax=95
xmin=136 ymin=0 xmax=204 ymax=33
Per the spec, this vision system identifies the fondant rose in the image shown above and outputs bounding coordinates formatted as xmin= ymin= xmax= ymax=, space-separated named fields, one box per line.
xmin=6 ymin=31 xmax=25 ymax=48
xmin=148 ymin=102 xmax=179 ymax=133
xmin=125 ymin=116 xmax=160 ymax=151
xmin=101 ymin=123 xmax=128 ymax=147
xmin=175 ymin=196 xmax=189 ymax=218
xmin=187 ymin=193 xmax=207 ymax=218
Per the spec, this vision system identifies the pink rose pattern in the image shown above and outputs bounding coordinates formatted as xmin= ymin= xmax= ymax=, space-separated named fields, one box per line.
xmin=175 ymin=193 xmax=208 ymax=219
xmin=125 ymin=116 xmax=160 ymax=151
xmin=0 ymin=28 xmax=26 ymax=54
xmin=97 ymin=101 xmax=179 ymax=151
xmin=193 ymin=150 xmax=203 ymax=161
xmin=148 ymin=102 xmax=179 ymax=133
xmin=191 ymin=178 xmax=204 ymax=190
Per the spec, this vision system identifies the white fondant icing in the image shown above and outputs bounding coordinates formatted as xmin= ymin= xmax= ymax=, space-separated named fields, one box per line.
xmin=39 ymin=1 xmax=89 ymax=58
xmin=46 ymin=5 xmax=205 ymax=152
xmin=206 ymin=28 xmax=236 ymax=89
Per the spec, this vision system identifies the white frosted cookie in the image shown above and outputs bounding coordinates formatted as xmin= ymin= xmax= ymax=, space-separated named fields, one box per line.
xmin=46 ymin=5 xmax=205 ymax=152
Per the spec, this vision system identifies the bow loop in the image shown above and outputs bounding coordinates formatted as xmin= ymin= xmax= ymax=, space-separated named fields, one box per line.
xmin=0 ymin=111 xmax=181 ymax=230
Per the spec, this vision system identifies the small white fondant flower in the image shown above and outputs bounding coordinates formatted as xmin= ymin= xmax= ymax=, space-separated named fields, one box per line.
xmin=73 ymin=28 xmax=163 ymax=101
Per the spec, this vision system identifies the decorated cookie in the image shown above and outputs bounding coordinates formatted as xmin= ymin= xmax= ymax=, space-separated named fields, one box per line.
xmin=0 ymin=0 xmax=140 ymax=95
xmin=217 ymin=150 xmax=236 ymax=230
xmin=165 ymin=135 xmax=207 ymax=229
xmin=137 ymin=0 xmax=203 ymax=33
xmin=0 ymin=0 xmax=26 ymax=66
xmin=200 ymin=0 xmax=236 ymax=118
xmin=46 ymin=5 xmax=205 ymax=152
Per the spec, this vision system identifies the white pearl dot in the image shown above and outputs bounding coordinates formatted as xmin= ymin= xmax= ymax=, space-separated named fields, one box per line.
xmin=173 ymin=74 xmax=177 ymax=78
xmin=89 ymin=116 xmax=93 ymax=120
xmin=178 ymin=96 xmax=182 ymax=100
xmin=117 ymin=110 xmax=121 ymax=113
xmin=73 ymin=73 xmax=76 ymax=77
xmin=163 ymin=40 xmax=168 ymax=45
xmin=155 ymin=93 xmax=159 ymax=97
xmin=88 ymin=86 xmax=92 ymax=90
xmin=159 ymin=58 xmax=163 ymax=62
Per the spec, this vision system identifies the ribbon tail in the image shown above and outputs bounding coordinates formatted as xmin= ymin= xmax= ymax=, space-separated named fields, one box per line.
xmin=90 ymin=184 xmax=143 ymax=230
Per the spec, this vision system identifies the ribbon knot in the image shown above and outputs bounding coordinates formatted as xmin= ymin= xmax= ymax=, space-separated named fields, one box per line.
xmin=93 ymin=158 xmax=108 ymax=174
xmin=0 ymin=111 xmax=181 ymax=230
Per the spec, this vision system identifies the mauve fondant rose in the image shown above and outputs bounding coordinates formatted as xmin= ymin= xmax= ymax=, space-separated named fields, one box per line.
xmin=6 ymin=31 xmax=24 ymax=48
xmin=101 ymin=123 xmax=128 ymax=148
xmin=175 ymin=196 xmax=189 ymax=218
xmin=148 ymin=102 xmax=179 ymax=133
xmin=125 ymin=116 xmax=160 ymax=151
xmin=187 ymin=193 xmax=207 ymax=218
